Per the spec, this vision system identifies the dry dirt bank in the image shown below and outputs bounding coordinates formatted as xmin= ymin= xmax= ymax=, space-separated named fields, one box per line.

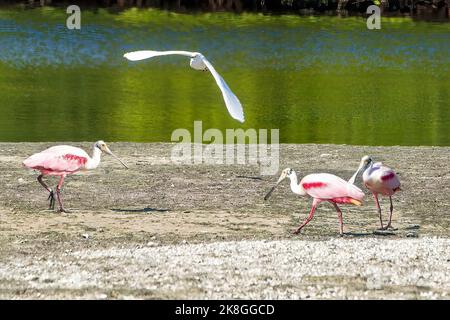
xmin=0 ymin=143 xmax=449 ymax=299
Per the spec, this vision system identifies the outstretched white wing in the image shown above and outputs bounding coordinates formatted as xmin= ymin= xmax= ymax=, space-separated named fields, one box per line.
xmin=200 ymin=55 xmax=245 ymax=123
xmin=123 ymin=50 xmax=194 ymax=61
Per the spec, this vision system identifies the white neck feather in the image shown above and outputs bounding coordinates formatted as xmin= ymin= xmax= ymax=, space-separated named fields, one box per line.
xmin=86 ymin=146 xmax=102 ymax=170
xmin=289 ymin=171 xmax=306 ymax=196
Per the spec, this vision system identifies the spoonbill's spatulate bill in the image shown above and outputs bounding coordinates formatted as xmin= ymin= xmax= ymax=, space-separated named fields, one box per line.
xmin=23 ymin=141 xmax=128 ymax=212
xmin=349 ymin=156 xmax=401 ymax=230
xmin=265 ymin=168 xmax=365 ymax=236
xmin=123 ymin=50 xmax=245 ymax=123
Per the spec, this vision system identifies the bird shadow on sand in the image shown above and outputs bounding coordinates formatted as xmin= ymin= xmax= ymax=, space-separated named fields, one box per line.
xmin=236 ymin=175 xmax=263 ymax=180
xmin=111 ymin=207 xmax=169 ymax=213
xmin=343 ymin=231 xmax=376 ymax=237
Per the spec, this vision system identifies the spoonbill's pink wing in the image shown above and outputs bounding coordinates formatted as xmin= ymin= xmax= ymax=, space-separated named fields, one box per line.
xmin=380 ymin=170 xmax=400 ymax=189
xmin=368 ymin=163 xmax=401 ymax=194
xmin=300 ymin=173 xmax=365 ymax=203
xmin=23 ymin=145 xmax=89 ymax=173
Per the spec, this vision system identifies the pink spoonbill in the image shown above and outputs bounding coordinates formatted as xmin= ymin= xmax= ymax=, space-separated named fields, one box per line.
xmin=265 ymin=168 xmax=365 ymax=236
xmin=23 ymin=140 xmax=128 ymax=212
xmin=348 ymin=156 xmax=401 ymax=230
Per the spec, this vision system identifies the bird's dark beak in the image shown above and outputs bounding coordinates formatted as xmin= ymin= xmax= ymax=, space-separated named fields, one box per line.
xmin=264 ymin=185 xmax=277 ymax=201
xmin=264 ymin=174 xmax=286 ymax=200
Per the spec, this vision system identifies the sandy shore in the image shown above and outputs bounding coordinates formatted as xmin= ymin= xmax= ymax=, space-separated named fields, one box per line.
xmin=0 ymin=143 xmax=449 ymax=299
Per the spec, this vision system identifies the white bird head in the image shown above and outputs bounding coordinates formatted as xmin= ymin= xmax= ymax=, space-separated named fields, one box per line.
xmin=94 ymin=140 xmax=128 ymax=169
xmin=264 ymin=168 xmax=295 ymax=200
xmin=189 ymin=54 xmax=208 ymax=71
xmin=278 ymin=168 xmax=295 ymax=182
xmin=360 ymin=155 xmax=373 ymax=168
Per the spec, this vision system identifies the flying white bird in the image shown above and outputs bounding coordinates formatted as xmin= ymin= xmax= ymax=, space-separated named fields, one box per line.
xmin=123 ymin=50 xmax=245 ymax=123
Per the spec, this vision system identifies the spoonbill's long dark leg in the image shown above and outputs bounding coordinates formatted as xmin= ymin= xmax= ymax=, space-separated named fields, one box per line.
xmin=373 ymin=192 xmax=384 ymax=230
xmin=331 ymin=202 xmax=344 ymax=236
xmin=294 ymin=199 xmax=320 ymax=235
xmin=55 ymin=175 xmax=68 ymax=213
xmin=37 ymin=174 xmax=55 ymax=210
xmin=386 ymin=196 xmax=395 ymax=229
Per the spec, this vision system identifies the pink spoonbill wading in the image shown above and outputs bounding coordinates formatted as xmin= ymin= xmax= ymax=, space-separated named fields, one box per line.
xmin=348 ymin=156 xmax=401 ymax=230
xmin=264 ymin=168 xmax=365 ymax=236
xmin=23 ymin=140 xmax=128 ymax=212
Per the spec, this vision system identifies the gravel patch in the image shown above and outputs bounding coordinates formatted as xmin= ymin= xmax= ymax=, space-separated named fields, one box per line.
xmin=1 ymin=238 xmax=449 ymax=299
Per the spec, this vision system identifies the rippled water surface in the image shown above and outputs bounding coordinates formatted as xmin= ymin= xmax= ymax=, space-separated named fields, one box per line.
xmin=0 ymin=7 xmax=449 ymax=145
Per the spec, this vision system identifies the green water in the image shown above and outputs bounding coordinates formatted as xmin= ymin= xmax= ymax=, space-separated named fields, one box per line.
xmin=0 ymin=7 xmax=449 ymax=145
